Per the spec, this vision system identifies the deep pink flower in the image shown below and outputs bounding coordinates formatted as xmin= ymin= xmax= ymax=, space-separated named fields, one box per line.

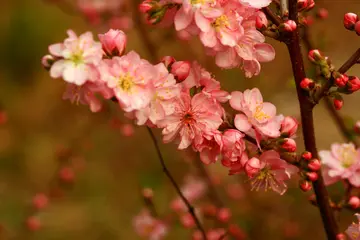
xmin=320 ymin=143 xmax=360 ymax=186
xmin=98 ymin=29 xmax=127 ymax=56
xmin=230 ymin=88 xmax=282 ymax=138
xmin=281 ymin=116 xmax=299 ymax=137
xmin=159 ymin=92 xmax=223 ymax=149
xmin=193 ymin=131 xmax=223 ymax=164
xmin=248 ymin=150 xmax=298 ymax=195
xmin=49 ymin=30 xmax=103 ymax=85
xmin=100 ymin=51 xmax=156 ymax=112
xmin=222 ymin=129 xmax=245 ymax=162
xmin=133 ymin=209 xmax=168 ymax=240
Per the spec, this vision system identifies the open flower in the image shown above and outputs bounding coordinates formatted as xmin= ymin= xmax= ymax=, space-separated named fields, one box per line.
xmin=248 ymin=150 xmax=298 ymax=195
xmin=159 ymin=92 xmax=223 ymax=149
xmin=229 ymin=88 xmax=281 ymax=139
xmin=49 ymin=30 xmax=103 ymax=85
xmin=320 ymin=143 xmax=360 ymax=186
xmin=100 ymin=51 xmax=157 ymax=112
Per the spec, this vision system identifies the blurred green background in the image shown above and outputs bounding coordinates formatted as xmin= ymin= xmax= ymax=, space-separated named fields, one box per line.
xmin=0 ymin=0 xmax=360 ymax=239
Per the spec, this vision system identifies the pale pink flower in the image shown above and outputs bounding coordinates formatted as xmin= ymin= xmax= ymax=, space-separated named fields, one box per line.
xmin=159 ymin=92 xmax=223 ymax=149
xmin=133 ymin=209 xmax=168 ymax=240
xmin=346 ymin=213 xmax=360 ymax=240
xmin=63 ymin=81 xmax=114 ymax=112
xmin=320 ymin=143 xmax=360 ymax=186
xmin=170 ymin=176 xmax=207 ymax=212
xmin=239 ymin=0 xmax=272 ymax=9
xmin=134 ymin=63 xmax=181 ymax=125
xmin=100 ymin=51 xmax=156 ymax=112
xmin=230 ymin=88 xmax=281 ymax=138
xmin=98 ymin=29 xmax=127 ymax=56
xmin=248 ymin=150 xmax=298 ymax=195
xmin=49 ymin=30 xmax=103 ymax=85
xmin=222 ymin=129 xmax=245 ymax=162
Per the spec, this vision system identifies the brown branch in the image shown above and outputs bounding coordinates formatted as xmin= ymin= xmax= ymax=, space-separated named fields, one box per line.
xmin=262 ymin=7 xmax=282 ymax=26
xmin=286 ymin=1 xmax=339 ymax=239
xmin=146 ymin=127 xmax=207 ymax=239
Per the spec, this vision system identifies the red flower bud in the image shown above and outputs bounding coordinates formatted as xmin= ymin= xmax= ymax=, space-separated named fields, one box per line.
xmin=306 ymin=172 xmax=318 ymax=181
xmin=308 ymin=159 xmax=321 ymax=171
xmin=299 ymin=180 xmax=312 ymax=192
xmin=334 ymin=74 xmax=349 ymax=88
xmin=32 ymin=193 xmax=49 ymax=210
xmin=306 ymin=0 xmax=315 ymax=10
xmin=180 ymin=213 xmax=195 ymax=228
xmin=256 ymin=12 xmax=268 ymax=29
xmin=283 ymin=20 xmax=297 ymax=32
xmin=349 ymin=196 xmax=360 ymax=209
xmin=308 ymin=49 xmax=323 ymax=63
xmin=317 ymin=8 xmax=328 ymax=19
xmin=171 ymin=61 xmax=191 ymax=82
xmin=333 ymin=98 xmax=343 ymax=110
xmin=281 ymin=138 xmax=297 ymax=152
xmin=336 ymin=233 xmax=346 ymax=240
xmin=297 ymin=0 xmax=308 ymax=11
xmin=300 ymin=78 xmax=314 ymax=90
xmin=302 ymin=151 xmax=312 ymax=161
xmin=344 ymin=13 xmax=359 ymax=30
xmin=139 ymin=0 xmax=153 ymax=13
xmin=348 ymin=76 xmax=360 ymax=92
xmin=98 ymin=29 xmax=127 ymax=56
xmin=354 ymin=121 xmax=360 ymax=134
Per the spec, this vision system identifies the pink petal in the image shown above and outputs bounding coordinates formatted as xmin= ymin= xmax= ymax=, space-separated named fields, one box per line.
xmin=234 ymin=114 xmax=252 ymax=132
xmin=255 ymin=43 xmax=276 ymax=62
xmin=229 ymin=91 xmax=244 ymax=111
xmin=195 ymin=10 xmax=211 ymax=32
xmin=174 ymin=6 xmax=193 ymax=31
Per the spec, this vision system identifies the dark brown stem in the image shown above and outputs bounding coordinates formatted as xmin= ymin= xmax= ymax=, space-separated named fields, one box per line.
xmin=263 ymin=7 xmax=282 ymax=26
xmin=286 ymin=1 xmax=339 ymax=239
xmin=146 ymin=127 xmax=207 ymax=239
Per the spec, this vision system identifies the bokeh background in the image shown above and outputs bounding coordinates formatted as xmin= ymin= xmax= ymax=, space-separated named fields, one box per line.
xmin=0 ymin=0 xmax=360 ymax=239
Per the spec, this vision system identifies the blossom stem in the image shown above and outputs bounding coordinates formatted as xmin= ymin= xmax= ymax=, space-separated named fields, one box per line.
xmin=146 ymin=127 xmax=207 ymax=239
xmin=286 ymin=1 xmax=339 ymax=239
xmin=263 ymin=7 xmax=282 ymax=26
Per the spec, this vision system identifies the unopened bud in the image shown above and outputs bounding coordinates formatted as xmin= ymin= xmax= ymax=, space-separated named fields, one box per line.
xmin=41 ymin=55 xmax=55 ymax=70
xmin=139 ymin=0 xmax=153 ymax=13
xmin=59 ymin=167 xmax=75 ymax=183
xmin=26 ymin=216 xmax=41 ymax=231
xmin=161 ymin=56 xmax=176 ymax=69
xmin=300 ymin=78 xmax=314 ymax=90
xmin=256 ymin=12 xmax=268 ymax=29
xmin=349 ymin=196 xmax=360 ymax=209
xmin=282 ymin=20 xmax=297 ymax=32
xmin=245 ymin=157 xmax=261 ymax=177
xmin=302 ymin=151 xmax=312 ymax=161
xmin=336 ymin=233 xmax=346 ymax=240
xmin=171 ymin=61 xmax=191 ymax=82
xmin=317 ymin=8 xmax=329 ymax=19
xmin=354 ymin=121 xmax=360 ymax=134
xmin=344 ymin=13 xmax=359 ymax=30
xmin=98 ymin=29 xmax=127 ymax=56
xmin=281 ymin=138 xmax=297 ymax=152
xmin=180 ymin=213 xmax=195 ymax=228
xmin=306 ymin=172 xmax=318 ymax=181
xmin=300 ymin=180 xmax=312 ymax=192
xmin=334 ymin=74 xmax=349 ymax=88
xmin=281 ymin=116 xmax=299 ymax=137
xmin=308 ymin=159 xmax=321 ymax=171
xmin=333 ymin=98 xmax=344 ymax=110
xmin=308 ymin=49 xmax=323 ymax=63
xmin=348 ymin=76 xmax=360 ymax=92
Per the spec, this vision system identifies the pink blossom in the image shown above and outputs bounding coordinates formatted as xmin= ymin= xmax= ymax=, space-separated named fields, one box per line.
xmin=222 ymin=129 xmax=245 ymax=162
xmin=239 ymin=0 xmax=272 ymax=9
xmin=98 ymin=29 xmax=127 ymax=56
xmin=133 ymin=209 xmax=168 ymax=240
xmin=248 ymin=150 xmax=298 ymax=195
xmin=134 ymin=63 xmax=181 ymax=125
xmin=159 ymin=92 xmax=223 ymax=149
xmin=221 ymin=151 xmax=249 ymax=175
xmin=49 ymin=30 xmax=103 ymax=85
xmin=229 ymin=88 xmax=282 ymax=138
xmin=63 ymin=81 xmax=114 ymax=112
xmin=193 ymin=131 xmax=223 ymax=164
xmin=281 ymin=116 xmax=299 ymax=137
xmin=100 ymin=51 xmax=156 ymax=112
xmin=320 ymin=143 xmax=360 ymax=186
xmin=346 ymin=214 xmax=360 ymax=240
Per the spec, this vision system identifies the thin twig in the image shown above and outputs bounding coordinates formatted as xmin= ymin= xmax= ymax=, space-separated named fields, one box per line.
xmin=286 ymin=1 xmax=339 ymax=239
xmin=146 ymin=127 xmax=207 ymax=239
xmin=262 ymin=7 xmax=282 ymax=26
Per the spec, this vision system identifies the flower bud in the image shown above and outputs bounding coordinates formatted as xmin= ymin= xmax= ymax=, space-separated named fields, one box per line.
xmin=349 ymin=196 xmax=360 ymax=209
xmin=348 ymin=76 xmax=360 ymax=92
xmin=302 ymin=151 xmax=312 ymax=161
xmin=281 ymin=116 xmax=299 ymax=137
xmin=306 ymin=172 xmax=318 ymax=181
xmin=333 ymin=98 xmax=343 ymax=110
xmin=308 ymin=49 xmax=323 ymax=63
xmin=32 ymin=193 xmax=49 ymax=210
xmin=297 ymin=0 xmax=308 ymax=11
xmin=282 ymin=20 xmax=297 ymax=32
xmin=98 ymin=29 xmax=127 ymax=56
xmin=308 ymin=159 xmax=321 ymax=171
xmin=139 ymin=0 xmax=153 ymax=13
xmin=281 ymin=138 xmax=297 ymax=152
xmin=344 ymin=13 xmax=359 ymax=30
xmin=256 ymin=12 xmax=268 ymax=29
xmin=300 ymin=78 xmax=314 ymax=90
xmin=334 ymin=74 xmax=349 ymax=88
xmin=142 ymin=188 xmax=153 ymax=199
xmin=217 ymin=208 xmax=231 ymax=223
xmin=180 ymin=213 xmax=195 ymax=228
xmin=355 ymin=21 xmax=360 ymax=36
xmin=161 ymin=56 xmax=176 ymax=69
xmin=41 ymin=55 xmax=55 ymax=70
xmin=336 ymin=233 xmax=346 ymax=240
xmin=299 ymin=180 xmax=312 ymax=192
xmin=59 ymin=167 xmax=75 ymax=183
xmin=245 ymin=157 xmax=260 ymax=177
xmin=316 ymin=8 xmax=328 ymax=19
xmin=26 ymin=216 xmax=41 ymax=231
xmin=306 ymin=0 xmax=315 ymax=10
xmin=171 ymin=61 xmax=191 ymax=82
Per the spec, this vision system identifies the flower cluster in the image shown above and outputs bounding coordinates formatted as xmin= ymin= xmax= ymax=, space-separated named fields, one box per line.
xmin=140 ymin=0 xmax=275 ymax=77
xmin=43 ymin=29 xmax=298 ymax=195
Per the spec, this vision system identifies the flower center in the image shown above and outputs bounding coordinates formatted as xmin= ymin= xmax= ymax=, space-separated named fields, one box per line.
xmin=212 ymin=15 xmax=229 ymax=31
xmin=253 ymin=104 xmax=271 ymax=121
xmin=182 ymin=112 xmax=194 ymax=125
xmin=118 ymin=73 xmax=134 ymax=93
xmin=339 ymin=144 xmax=357 ymax=168
xmin=70 ymin=52 xmax=84 ymax=65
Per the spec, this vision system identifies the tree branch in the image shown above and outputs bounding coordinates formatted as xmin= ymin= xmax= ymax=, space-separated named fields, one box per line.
xmin=286 ymin=1 xmax=339 ymax=239
xmin=146 ymin=127 xmax=207 ymax=239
